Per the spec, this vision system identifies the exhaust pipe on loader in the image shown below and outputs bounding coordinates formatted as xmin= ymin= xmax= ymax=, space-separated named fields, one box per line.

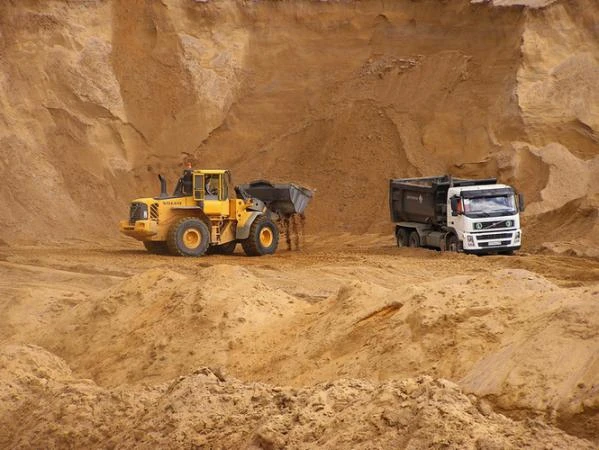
xmin=158 ymin=174 xmax=168 ymax=198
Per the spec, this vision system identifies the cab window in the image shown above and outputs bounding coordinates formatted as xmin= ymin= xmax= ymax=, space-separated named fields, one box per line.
xmin=205 ymin=175 xmax=219 ymax=200
xmin=193 ymin=174 xmax=204 ymax=201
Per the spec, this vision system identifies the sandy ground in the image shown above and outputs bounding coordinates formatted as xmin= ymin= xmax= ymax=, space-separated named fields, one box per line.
xmin=1 ymin=235 xmax=597 ymax=448
xmin=1 ymin=1 xmax=599 ymax=448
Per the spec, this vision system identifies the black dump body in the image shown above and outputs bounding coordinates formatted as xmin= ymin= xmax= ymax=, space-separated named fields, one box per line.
xmin=237 ymin=180 xmax=314 ymax=217
xmin=389 ymin=175 xmax=497 ymax=225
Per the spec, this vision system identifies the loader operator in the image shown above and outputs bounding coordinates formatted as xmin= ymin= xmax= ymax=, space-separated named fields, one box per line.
xmin=205 ymin=175 xmax=219 ymax=199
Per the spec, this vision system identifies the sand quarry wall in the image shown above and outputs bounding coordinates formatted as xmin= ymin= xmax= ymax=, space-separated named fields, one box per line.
xmin=0 ymin=0 xmax=598 ymax=251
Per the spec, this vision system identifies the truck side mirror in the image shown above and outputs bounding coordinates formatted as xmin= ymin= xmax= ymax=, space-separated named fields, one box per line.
xmin=518 ymin=193 xmax=525 ymax=212
xmin=450 ymin=197 xmax=459 ymax=216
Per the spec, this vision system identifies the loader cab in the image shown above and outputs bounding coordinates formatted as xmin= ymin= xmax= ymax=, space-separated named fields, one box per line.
xmin=192 ymin=170 xmax=231 ymax=216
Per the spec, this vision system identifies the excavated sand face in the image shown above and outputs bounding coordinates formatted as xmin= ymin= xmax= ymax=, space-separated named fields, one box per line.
xmin=1 ymin=0 xmax=598 ymax=256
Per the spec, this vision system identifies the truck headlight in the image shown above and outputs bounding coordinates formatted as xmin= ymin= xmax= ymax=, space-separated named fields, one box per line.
xmin=466 ymin=235 xmax=475 ymax=246
xmin=514 ymin=231 xmax=521 ymax=244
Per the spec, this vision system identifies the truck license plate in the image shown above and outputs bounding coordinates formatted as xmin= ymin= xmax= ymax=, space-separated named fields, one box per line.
xmin=489 ymin=240 xmax=501 ymax=246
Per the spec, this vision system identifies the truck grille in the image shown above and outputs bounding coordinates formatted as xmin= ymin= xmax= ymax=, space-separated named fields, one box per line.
xmin=129 ymin=202 xmax=147 ymax=223
xmin=476 ymin=220 xmax=515 ymax=230
xmin=477 ymin=233 xmax=513 ymax=240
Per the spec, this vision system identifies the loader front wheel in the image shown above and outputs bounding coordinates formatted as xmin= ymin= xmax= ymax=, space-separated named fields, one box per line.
xmin=242 ymin=216 xmax=279 ymax=256
xmin=143 ymin=241 xmax=169 ymax=255
xmin=167 ymin=217 xmax=210 ymax=257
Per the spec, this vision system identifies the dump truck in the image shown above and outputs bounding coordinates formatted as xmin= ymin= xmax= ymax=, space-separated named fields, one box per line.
xmin=120 ymin=167 xmax=313 ymax=256
xmin=389 ymin=175 xmax=524 ymax=254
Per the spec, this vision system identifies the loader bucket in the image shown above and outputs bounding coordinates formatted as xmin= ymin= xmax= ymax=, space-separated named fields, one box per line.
xmin=237 ymin=180 xmax=314 ymax=217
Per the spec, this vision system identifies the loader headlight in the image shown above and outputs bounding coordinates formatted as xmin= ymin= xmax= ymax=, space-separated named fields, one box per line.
xmin=143 ymin=210 xmax=148 ymax=219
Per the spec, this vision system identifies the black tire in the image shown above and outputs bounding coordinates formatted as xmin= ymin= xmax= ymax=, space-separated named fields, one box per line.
xmin=207 ymin=241 xmax=237 ymax=255
xmin=143 ymin=241 xmax=169 ymax=255
xmin=396 ymin=228 xmax=409 ymax=247
xmin=167 ymin=217 xmax=210 ymax=257
xmin=241 ymin=215 xmax=279 ymax=256
xmin=447 ymin=234 xmax=460 ymax=252
xmin=408 ymin=231 xmax=420 ymax=248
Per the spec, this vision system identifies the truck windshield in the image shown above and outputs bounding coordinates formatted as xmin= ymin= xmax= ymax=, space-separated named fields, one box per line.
xmin=463 ymin=195 xmax=517 ymax=217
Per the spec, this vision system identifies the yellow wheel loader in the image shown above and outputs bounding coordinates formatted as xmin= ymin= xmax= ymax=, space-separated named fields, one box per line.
xmin=119 ymin=167 xmax=312 ymax=257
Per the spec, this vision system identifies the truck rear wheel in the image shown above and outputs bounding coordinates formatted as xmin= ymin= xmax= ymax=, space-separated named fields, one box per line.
xmin=143 ymin=241 xmax=169 ymax=255
xmin=242 ymin=216 xmax=279 ymax=256
xmin=408 ymin=231 xmax=420 ymax=248
xmin=167 ymin=217 xmax=210 ymax=256
xmin=396 ymin=228 xmax=408 ymax=247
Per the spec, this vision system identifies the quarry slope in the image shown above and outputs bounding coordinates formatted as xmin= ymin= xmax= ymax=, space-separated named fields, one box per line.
xmin=1 ymin=0 xmax=598 ymax=256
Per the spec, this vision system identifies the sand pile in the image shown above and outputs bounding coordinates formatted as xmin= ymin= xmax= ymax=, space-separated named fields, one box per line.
xmin=0 ymin=344 xmax=593 ymax=449
xmin=241 ymin=268 xmax=599 ymax=439
xmin=8 ymin=262 xmax=595 ymax=441
xmin=39 ymin=265 xmax=304 ymax=386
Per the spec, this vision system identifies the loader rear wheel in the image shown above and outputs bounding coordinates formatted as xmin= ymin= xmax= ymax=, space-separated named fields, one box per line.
xmin=143 ymin=241 xmax=169 ymax=255
xmin=242 ymin=216 xmax=279 ymax=256
xmin=396 ymin=228 xmax=408 ymax=247
xmin=167 ymin=217 xmax=210 ymax=257
xmin=408 ymin=231 xmax=420 ymax=248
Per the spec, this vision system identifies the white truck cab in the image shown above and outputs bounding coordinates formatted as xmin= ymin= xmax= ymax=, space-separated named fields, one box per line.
xmin=390 ymin=176 xmax=524 ymax=255
xmin=447 ymin=184 xmax=522 ymax=254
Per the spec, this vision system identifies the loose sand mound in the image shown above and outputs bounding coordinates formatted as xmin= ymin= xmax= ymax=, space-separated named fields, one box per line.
xmin=41 ymin=265 xmax=303 ymax=386
xmin=525 ymin=194 xmax=599 ymax=257
xmin=0 ymin=344 xmax=593 ymax=449
xmin=250 ymin=268 xmax=599 ymax=434
xmin=12 ymin=262 xmax=595 ymax=441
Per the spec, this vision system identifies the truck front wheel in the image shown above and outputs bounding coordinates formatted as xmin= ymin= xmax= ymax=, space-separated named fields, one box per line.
xmin=242 ymin=216 xmax=279 ymax=256
xmin=167 ymin=217 xmax=210 ymax=256
xmin=447 ymin=234 xmax=460 ymax=252
xmin=408 ymin=231 xmax=420 ymax=248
